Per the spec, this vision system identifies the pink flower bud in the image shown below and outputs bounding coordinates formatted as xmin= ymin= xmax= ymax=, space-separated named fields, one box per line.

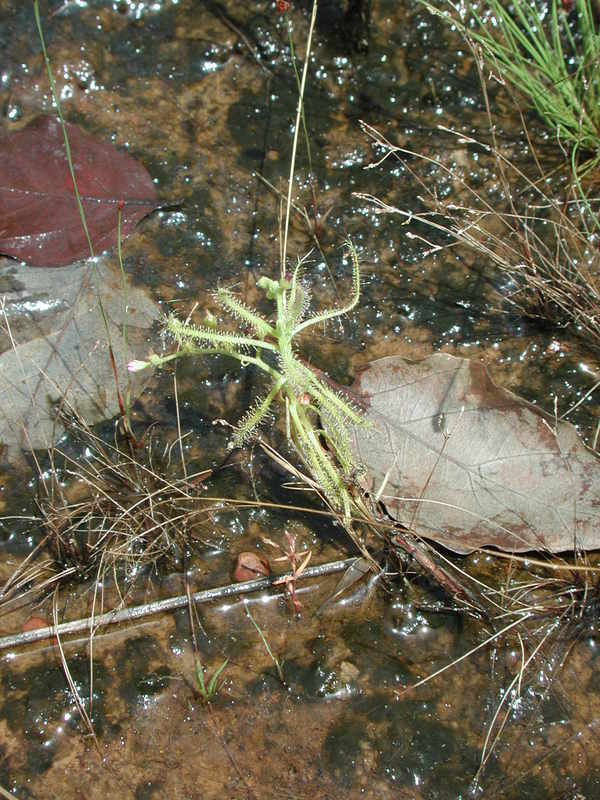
xmin=127 ymin=359 xmax=149 ymax=373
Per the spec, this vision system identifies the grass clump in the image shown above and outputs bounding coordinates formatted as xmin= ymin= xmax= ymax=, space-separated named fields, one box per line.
xmin=375 ymin=0 xmax=600 ymax=351
xmin=37 ymin=411 xmax=213 ymax=592
xmin=424 ymin=0 xmax=600 ymax=173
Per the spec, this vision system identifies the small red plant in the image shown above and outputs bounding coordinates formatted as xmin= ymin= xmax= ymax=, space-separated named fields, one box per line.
xmin=264 ymin=531 xmax=311 ymax=615
xmin=276 ymin=0 xmax=291 ymax=13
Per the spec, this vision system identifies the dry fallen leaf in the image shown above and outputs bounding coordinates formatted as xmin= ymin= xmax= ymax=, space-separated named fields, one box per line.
xmin=350 ymin=352 xmax=600 ymax=553
xmin=0 ymin=256 xmax=159 ymax=459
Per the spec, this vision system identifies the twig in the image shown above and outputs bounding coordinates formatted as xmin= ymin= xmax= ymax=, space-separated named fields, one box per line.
xmin=395 ymin=613 xmax=532 ymax=696
xmin=208 ymin=2 xmax=272 ymax=76
xmin=0 ymin=557 xmax=357 ymax=651
xmin=391 ymin=530 xmax=485 ymax=615
xmin=53 ymin=588 xmax=100 ymax=751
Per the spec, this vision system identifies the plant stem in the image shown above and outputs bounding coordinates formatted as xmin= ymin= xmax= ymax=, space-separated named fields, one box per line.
xmin=282 ymin=0 xmax=318 ymax=281
xmin=34 ymin=0 xmax=94 ymax=258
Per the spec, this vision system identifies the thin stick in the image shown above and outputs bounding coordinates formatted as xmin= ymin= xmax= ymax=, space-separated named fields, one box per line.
xmin=34 ymin=0 xmax=93 ymax=256
xmin=52 ymin=588 xmax=99 ymax=750
xmin=395 ymin=613 xmax=532 ymax=696
xmin=0 ymin=557 xmax=356 ymax=651
xmin=281 ymin=0 xmax=318 ymax=280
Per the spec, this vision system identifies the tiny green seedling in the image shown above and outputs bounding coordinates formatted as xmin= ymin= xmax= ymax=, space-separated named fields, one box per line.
xmin=245 ymin=605 xmax=286 ymax=684
xmin=194 ymin=655 xmax=229 ymax=703
xmin=131 ymin=239 xmax=369 ymax=519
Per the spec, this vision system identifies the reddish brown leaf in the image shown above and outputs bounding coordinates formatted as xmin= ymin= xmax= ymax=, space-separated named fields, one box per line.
xmin=0 ymin=117 xmax=157 ymax=267
xmin=22 ymin=615 xmax=57 ymax=644
xmin=22 ymin=615 xmax=48 ymax=632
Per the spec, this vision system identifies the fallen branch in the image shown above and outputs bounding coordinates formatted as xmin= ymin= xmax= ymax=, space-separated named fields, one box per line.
xmin=0 ymin=557 xmax=358 ymax=651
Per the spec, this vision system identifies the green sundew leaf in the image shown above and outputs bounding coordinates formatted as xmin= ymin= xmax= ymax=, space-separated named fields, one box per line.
xmin=286 ymin=282 xmax=310 ymax=329
xmin=289 ymin=256 xmax=305 ymax=298
xmin=279 ymin=348 xmax=308 ymax=393
xmin=216 ymin=288 xmax=274 ymax=340
xmin=257 ymin=275 xmax=282 ymax=300
xmin=166 ymin=315 xmax=277 ymax=354
xmin=305 ymin=371 xmax=367 ymax=428
xmin=292 ymin=239 xmax=361 ymax=335
xmin=296 ymin=420 xmax=351 ymax=514
xmin=293 ymin=419 xmax=333 ymax=490
xmin=321 ymin=412 xmax=355 ymax=475
xmin=230 ymin=384 xmax=280 ymax=448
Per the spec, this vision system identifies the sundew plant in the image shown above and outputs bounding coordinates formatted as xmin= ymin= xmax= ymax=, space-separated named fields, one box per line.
xmin=131 ymin=239 xmax=369 ymax=521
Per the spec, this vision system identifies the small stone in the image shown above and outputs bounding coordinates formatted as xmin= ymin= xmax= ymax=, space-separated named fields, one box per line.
xmin=22 ymin=615 xmax=47 ymax=633
xmin=233 ymin=552 xmax=270 ymax=582
xmin=339 ymin=660 xmax=360 ymax=683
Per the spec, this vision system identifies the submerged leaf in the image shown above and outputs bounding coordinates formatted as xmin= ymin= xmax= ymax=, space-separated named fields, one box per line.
xmin=350 ymin=353 xmax=600 ymax=554
xmin=0 ymin=117 xmax=157 ymax=267
xmin=0 ymin=257 xmax=159 ymax=460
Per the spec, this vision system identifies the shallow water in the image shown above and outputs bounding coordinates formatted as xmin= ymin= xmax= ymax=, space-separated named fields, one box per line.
xmin=1 ymin=0 xmax=599 ymax=797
